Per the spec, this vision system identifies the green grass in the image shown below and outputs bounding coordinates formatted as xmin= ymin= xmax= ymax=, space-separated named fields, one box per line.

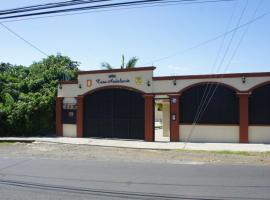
xmin=0 ymin=140 xmax=34 ymax=146
xmin=208 ymin=150 xmax=252 ymax=156
xmin=173 ymin=149 xmax=254 ymax=156
xmin=0 ymin=141 xmax=16 ymax=146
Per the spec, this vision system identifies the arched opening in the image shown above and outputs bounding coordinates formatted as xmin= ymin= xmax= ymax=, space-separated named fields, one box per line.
xmin=249 ymin=84 xmax=270 ymax=125
xmin=83 ymin=88 xmax=145 ymax=139
xmin=180 ymin=83 xmax=239 ymax=124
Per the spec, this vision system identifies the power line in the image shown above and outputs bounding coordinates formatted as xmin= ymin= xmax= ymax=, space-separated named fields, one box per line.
xmin=192 ymin=0 xmax=249 ymax=126
xmin=0 ymin=0 xmax=238 ymax=60
xmin=0 ymin=0 xmax=237 ymax=23
xmin=189 ymin=0 xmax=239 ymax=137
xmin=0 ymin=23 xmax=48 ymax=57
xmin=196 ymin=0 xmax=263 ymax=122
xmin=183 ymin=0 xmax=250 ymax=145
xmin=143 ymin=8 xmax=270 ymax=65
xmin=184 ymin=0 xmax=265 ymax=146
xmin=0 ymin=0 xmax=236 ymax=20
xmin=0 ymin=0 xmax=112 ymax=15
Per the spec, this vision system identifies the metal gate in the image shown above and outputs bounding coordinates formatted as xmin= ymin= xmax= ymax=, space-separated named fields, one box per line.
xmin=84 ymin=88 xmax=145 ymax=139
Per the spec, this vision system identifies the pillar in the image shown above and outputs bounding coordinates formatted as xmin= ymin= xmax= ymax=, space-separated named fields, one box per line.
xmin=55 ymin=97 xmax=63 ymax=136
xmin=76 ymin=95 xmax=84 ymax=138
xmin=237 ymin=92 xmax=250 ymax=143
xmin=144 ymin=94 xmax=154 ymax=142
xmin=169 ymin=94 xmax=180 ymax=142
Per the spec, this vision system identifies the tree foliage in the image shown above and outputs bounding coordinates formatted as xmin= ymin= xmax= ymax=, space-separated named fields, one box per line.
xmin=101 ymin=55 xmax=138 ymax=69
xmin=0 ymin=55 xmax=79 ymax=136
xmin=101 ymin=62 xmax=112 ymax=70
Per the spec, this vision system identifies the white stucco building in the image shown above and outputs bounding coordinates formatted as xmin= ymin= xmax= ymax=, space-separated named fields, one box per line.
xmin=56 ymin=67 xmax=270 ymax=143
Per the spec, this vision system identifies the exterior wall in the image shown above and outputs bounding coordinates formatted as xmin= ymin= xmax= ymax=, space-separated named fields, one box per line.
xmin=63 ymin=97 xmax=77 ymax=104
xmin=152 ymin=76 xmax=270 ymax=93
xmin=58 ymin=84 xmax=79 ymax=98
xmin=249 ymin=126 xmax=270 ymax=144
xmin=58 ymin=70 xmax=270 ymax=97
xmin=79 ymin=70 xmax=153 ymax=94
xmin=180 ymin=125 xmax=239 ymax=143
xmin=155 ymin=106 xmax=162 ymax=122
xmin=57 ymin=67 xmax=270 ymax=143
xmin=63 ymin=124 xmax=77 ymax=137
xmin=162 ymin=103 xmax=170 ymax=137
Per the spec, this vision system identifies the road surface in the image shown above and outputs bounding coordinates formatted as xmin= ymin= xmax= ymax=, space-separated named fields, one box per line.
xmin=0 ymin=156 xmax=269 ymax=200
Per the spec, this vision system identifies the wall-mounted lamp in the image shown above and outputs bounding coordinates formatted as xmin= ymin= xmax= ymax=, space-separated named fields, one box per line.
xmin=147 ymin=80 xmax=151 ymax=87
xmin=241 ymin=76 xmax=246 ymax=84
xmin=173 ymin=79 xmax=177 ymax=86
xmin=78 ymin=83 xmax=82 ymax=89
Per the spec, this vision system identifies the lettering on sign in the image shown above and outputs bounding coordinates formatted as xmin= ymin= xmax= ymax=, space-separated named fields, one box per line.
xmin=96 ymin=74 xmax=130 ymax=85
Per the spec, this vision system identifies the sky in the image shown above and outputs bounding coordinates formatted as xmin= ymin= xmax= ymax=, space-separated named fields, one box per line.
xmin=0 ymin=0 xmax=269 ymax=76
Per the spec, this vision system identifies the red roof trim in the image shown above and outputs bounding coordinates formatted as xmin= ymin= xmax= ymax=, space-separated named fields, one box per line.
xmin=153 ymin=72 xmax=270 ymax=80
xmin=77 ymin=66 xmax=156 ymax=75
xmin=58 ymin=80 xmax=78 ymax=84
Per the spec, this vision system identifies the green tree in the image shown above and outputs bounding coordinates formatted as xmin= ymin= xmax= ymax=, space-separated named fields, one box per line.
xmin=0 ymin=54 xmax=79 ymax=136
xmin=101 ymin=54 xmax=138 ymax=69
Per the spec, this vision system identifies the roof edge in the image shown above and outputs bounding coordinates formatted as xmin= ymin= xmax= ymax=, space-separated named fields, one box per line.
xmin=153 ymin=72 xmax=270 ymax=80
xmin=77 ymin=66 xmax=156 ymax=75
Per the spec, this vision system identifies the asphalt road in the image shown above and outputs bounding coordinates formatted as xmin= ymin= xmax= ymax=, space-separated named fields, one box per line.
xmin=0 ymin=157 xmax=269 ymax=200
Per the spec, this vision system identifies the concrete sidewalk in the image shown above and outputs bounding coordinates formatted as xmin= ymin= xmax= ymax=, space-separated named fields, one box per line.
xmin=1 ymin=137 xmax=270 ymax=152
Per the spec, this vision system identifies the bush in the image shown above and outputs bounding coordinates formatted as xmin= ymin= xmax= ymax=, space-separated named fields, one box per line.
xmin=0 ymin=55 xmax=79 ymax=136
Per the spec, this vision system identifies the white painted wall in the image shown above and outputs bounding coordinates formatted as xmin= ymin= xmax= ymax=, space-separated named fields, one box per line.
xmin=78 ymin=70 xmax=154 ymax=94
xmin=162 ymin=103 xmax=170 ymax=137
xmin=63 ymin=124 xmax=77 ymax=137
xmin=249 ymin=126 xmax=270 ymax=144
xmin=155 ymin=106 xmax=162 ymax=122
xmin=152 ymin=76 xmax=270 ymax=93
xmin=180 ymin=124 xmax=239 ymax=143
xmin=58 ymin=84 xmax=79 ymax=98
xmin=63 ymin=97 xmax=77 ymax=104
xmin=58 ymin=72 xmax=270 ymax=98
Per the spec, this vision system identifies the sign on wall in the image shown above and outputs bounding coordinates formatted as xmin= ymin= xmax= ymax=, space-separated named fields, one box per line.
xmin=86 ymin=74 xmax=144 ymax=87
xmin=87 ymin=80 xmax=92 ymax=87
xmin=96 ymin=74 xmax=130 ymax=85
xmin=135 ymin=76 xmax=142 ymax=85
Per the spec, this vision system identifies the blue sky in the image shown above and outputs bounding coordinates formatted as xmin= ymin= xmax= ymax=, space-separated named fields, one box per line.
xmin=0 ymin=0 xmax=269 ymax=76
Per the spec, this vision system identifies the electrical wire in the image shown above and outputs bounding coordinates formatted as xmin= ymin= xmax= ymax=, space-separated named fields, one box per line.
xmin=191 ymin=0 xmax=239 ymax=133
xmin=195 ymin=0 xmax=263 ymax=122
xmin=0 ymin=22 xmax=48 ymax=56
xmin=190 ymin=0 xmax=249 ymax=130
xmin=0 ymin=0 xmax=236 ymax=20
xmin=0 ymin=0 xmax=112 ymax=16
xmin=183 ymin=0 xmax=265 ymax=146
xmin=183 ymin=0 xmax=249 ymax=146
xmin=0 ymin=0 xmax=237 ymax=23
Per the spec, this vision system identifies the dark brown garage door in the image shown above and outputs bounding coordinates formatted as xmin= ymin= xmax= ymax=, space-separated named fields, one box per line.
xmin=84 ymin=88 xmax=144 ymax=139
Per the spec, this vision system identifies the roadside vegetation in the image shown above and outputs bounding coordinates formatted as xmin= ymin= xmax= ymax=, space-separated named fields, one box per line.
xmin=0 ymin=55 xmax=78 ymax=136
xmin=174 ymin=149 xmax=253 ymax=156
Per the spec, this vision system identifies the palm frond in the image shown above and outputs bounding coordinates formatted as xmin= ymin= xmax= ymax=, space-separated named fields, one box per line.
xmin=126 ymin=57 xmax=138 ymax=69
xmin=101 ymin=62 xmax=112 ymax=70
